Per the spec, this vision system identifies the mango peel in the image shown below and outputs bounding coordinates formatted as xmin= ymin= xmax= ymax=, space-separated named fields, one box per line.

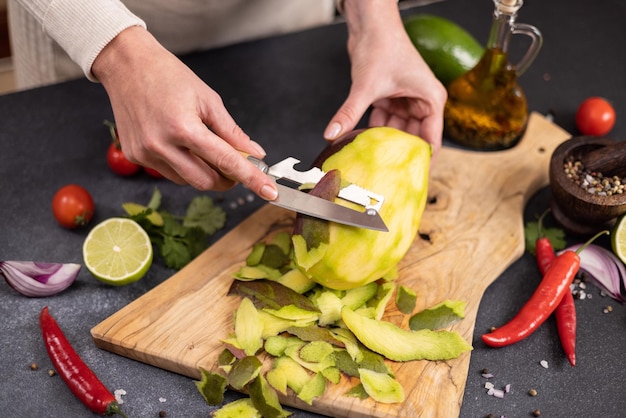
xmin=292 ymin=127 xmax=431 ymax=290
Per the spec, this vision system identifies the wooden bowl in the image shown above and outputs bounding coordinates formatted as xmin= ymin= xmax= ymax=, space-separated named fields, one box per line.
xmin=549 ymin=136 xmax=626 ymax=235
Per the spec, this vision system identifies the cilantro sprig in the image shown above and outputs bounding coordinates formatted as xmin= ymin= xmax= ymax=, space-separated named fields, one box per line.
xmin=124 ymin=188 xmax=226 ymax=270
xmin=524 ymin=218 xmax=567 ymax=255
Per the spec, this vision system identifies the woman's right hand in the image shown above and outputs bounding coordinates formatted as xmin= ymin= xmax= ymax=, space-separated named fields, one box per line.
xmin=92 ymin=26 xmax=279 ymax=201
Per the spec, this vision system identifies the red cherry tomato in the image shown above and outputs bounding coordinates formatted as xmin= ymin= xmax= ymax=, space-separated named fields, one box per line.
xmin=144 ymin=166 xmax=164 ymax=178
xmin=575 ymin=97 xmax=616 ymax=136
xmin=107 ymin=143 xmax=141 ymax=176
xmin=52 ymin=184 xmax=95 ymax=229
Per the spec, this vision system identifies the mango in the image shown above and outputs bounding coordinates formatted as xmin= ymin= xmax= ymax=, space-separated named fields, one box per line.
xmin=213 ymin=398 xmax=261 ymax=418
xmin=341 ymin=306 xmax=472 ymax=362
xmin=292 ymin=127 xmax=431 ymax=290
xmin=358 ymin=368 xmax=405 ymax=404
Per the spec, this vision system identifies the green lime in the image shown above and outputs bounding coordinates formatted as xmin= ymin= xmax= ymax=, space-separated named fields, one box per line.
xmin=83 ymin=217 xmax=153 ymax=285
xmin=611 ymin=213 xmax=626 ymax=265
xmin=404 ymin=14 xmax=484 ymax=86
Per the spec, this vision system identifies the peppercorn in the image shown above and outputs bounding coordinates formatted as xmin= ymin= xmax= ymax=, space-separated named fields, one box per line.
xmin=532 ymin=409 xmax=541 ymax=417
xmin=158 ymin=411 xmax=167 ymax=417
xmin=563 ymin=156 xmax=626 ymax=196
xmin=30 ymin=362 xmax=38 ymax=371
xmin=528 ymin=388 xmax=538 ymax=397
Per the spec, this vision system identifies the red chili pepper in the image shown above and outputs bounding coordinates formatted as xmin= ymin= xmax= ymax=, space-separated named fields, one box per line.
xmin=482 ymin=230 xmax=608 ymax=348
xmin=39 ymin=306 xmax=127 ymax=417
xmin=535 ymin=210 xmax=576 ymax=366
xmin=535 ymin=207 xmax=557 ymax=273
xmin=555 ymin=290 xmax=577 ymax=366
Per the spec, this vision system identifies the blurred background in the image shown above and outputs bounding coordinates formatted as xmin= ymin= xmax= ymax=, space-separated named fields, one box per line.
xmin=0 ymin=0 xmax=15 ymax=93
xmin=0 ymin=0 xmax=436 ymax=94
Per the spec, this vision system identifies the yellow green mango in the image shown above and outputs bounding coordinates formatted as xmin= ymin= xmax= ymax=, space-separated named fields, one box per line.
xmin=292 ymin=127 xmax=431 ymax=290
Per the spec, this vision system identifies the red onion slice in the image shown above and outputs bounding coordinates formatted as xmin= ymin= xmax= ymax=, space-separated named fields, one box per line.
xmin=0 ymin=261 xmax=80 ymax=297
xmin=560 ymin=244 xmax=626 ymax=303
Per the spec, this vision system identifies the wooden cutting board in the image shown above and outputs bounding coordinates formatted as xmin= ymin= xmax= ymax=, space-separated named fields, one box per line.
xmin=92 ymin=113 xmax=570 ymax=417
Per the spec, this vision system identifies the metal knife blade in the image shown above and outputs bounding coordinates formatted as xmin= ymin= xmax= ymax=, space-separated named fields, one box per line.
xmin=271 ymin=183 xmax=388 ymax=232
xmin=248 ymin=156 xmax=384 ymax=212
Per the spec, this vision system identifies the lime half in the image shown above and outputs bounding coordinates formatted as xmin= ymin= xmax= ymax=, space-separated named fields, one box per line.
xmin=83 ymin=217 xmax=153 ymax=285
xmin=611 ymin=213 xmax=626 ymax=265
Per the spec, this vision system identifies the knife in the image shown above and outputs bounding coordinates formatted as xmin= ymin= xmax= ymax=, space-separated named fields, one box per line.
xmin=247 ymin=155 xmax=388 ymax=232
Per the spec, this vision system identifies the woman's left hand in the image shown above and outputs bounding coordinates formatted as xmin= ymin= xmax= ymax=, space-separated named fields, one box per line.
xmin=325 ymin=0 xmax=447 ymax=155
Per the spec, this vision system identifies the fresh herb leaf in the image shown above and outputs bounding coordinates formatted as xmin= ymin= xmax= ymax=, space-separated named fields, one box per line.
xmin=161 ymin=235 xmax=193 ymax=270
xmin=184 ymin=195 xmax=227 ymax=235
xmin=162 ymin=212 xmax=189 ymax=237
xmin=123 ymin=188 xmax=227 ymax=270
xmin=524 ymin=221 xmax=567 ymax=255
xmin=185 ymin=227 xmax=210 ymax=260
xmin=147 ymin=187 xmax=162 ymax=211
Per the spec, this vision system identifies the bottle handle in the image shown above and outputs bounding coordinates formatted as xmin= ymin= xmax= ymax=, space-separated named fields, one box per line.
xmin=510 ymin=23 xmax=542 ymax=76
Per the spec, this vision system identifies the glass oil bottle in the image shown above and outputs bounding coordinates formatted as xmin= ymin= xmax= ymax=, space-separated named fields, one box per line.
xmin=444 ymin=0 xmax=542 ymax=150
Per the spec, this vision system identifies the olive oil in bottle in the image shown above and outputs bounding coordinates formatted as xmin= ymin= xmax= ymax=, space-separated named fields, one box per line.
xmin=444 ymin=0 xmax=542 ymax=150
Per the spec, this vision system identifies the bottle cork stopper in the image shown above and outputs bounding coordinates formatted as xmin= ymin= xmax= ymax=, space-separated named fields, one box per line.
xmin=497 ymin=0 xmax=522 ymax=14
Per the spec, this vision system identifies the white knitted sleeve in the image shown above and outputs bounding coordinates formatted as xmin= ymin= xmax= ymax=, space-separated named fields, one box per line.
xmin=14 ymin=0 xmax=146 ymax=81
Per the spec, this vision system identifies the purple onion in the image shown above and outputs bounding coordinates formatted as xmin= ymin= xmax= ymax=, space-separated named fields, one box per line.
xmin=560 ymin=244 xmax=626 ymax=303
xmin=0 ymin=261 xmax=80 ymax=297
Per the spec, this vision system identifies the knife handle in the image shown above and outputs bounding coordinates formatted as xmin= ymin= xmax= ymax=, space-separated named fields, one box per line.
xmin=244 ymin=154 xmax=270 ymax=175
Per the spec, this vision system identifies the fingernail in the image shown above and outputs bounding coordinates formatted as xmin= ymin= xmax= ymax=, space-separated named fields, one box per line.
xmin=250 ymin=140 xmax=266 ymax=157
xmin=324 ymin=122 xmax=342 ymax=140
xmin=260 ymin=184 xmax=278 ymax=201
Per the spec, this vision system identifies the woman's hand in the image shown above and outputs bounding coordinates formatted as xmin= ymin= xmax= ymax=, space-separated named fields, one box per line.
xmin=325 ymin=0 xmax=447 ymax=155
xmin=92 ymin=27 xmax=278 ymax=200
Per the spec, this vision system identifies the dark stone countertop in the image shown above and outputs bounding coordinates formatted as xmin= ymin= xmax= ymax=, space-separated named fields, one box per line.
xmin=1 ymin=0 xmax=625 ymax=417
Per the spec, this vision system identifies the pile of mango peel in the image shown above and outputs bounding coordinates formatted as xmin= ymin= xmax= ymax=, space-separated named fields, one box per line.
xmin=195 ymin=231 xmax=472 ymax=418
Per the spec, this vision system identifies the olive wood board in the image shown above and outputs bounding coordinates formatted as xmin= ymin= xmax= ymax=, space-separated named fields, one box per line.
xmin=92 ymin=112 xmax=570 ymax=417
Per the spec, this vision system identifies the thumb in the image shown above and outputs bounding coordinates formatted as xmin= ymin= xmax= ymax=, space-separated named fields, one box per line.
xmin=324 ymin=89 xmax=372 ymax=141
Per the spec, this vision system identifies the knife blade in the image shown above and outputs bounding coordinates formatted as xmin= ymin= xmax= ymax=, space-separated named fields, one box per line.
xmin=247 ymin=155 xmax=388 ymax=231
xmin=248 ymin=156 xmax=384 ymax=210
xmin=272 ymin=183 xmax=388 ymax=231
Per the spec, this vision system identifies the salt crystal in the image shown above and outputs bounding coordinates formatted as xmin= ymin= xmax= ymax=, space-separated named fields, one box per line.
xmin=159 ymin=397 xmax=167 ymax=403
xmin=485 ymin=382 xmax=495 ymax=390
xmin=540 ymin=360 xmax=549 ymax=369
xmin=492 ymin=388 xmax=505 ymax=399
xmin=114 ymin=389 xmax=127 ymax=404
xmin=505 ymin=384 xmax=511 ymax=393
